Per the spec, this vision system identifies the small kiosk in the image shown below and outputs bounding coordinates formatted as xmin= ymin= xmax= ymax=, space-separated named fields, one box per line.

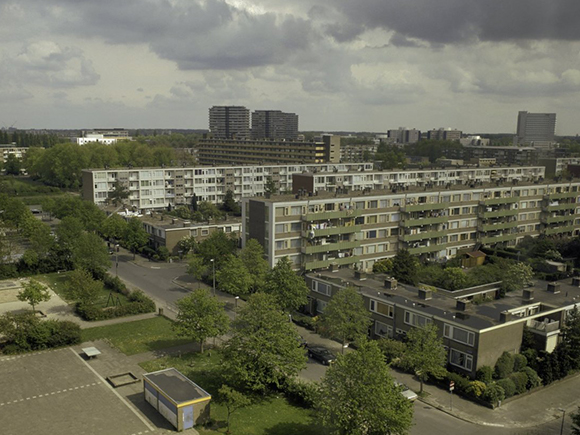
xmin=143 ymin=368 xmax=211 ymax=431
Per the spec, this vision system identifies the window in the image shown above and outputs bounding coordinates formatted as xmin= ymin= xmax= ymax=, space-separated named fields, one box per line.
xmin=375 ymin=321 xmax=393 ymax=338
xmin=290 ymin=222 xmax=301 ymax=232
xmin=444 ymin=324 xmax=475 ymax=346
xmin=275 ymin=224 xmax=285 ymax=234
xmin=313 ymin=281 xmax=331 ymax=296
xmin=404 ymin=311 xmax=432 ymax=327
xmin=316 ymin=300 xmax=328 ymax=314
xmin=370 ymin=300 xmax=394 ymax=318
xmin=450 ymin=349 xmax=473 ymax=371
xmin=276 ymin=241 xmax=286 ymax=250
xmin=201 ymin=229 xmax=209 ymax=236
xmin=367 ymin=230 xmax=377 ymax=239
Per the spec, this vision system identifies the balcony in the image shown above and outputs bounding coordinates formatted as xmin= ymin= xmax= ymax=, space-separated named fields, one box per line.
xmin=546 ymin=191 xmax=579 ymax=200
xmin=401 ymin=202 xmax=447 ymax=213
xmin=480 ymin=233 xmax=520 ymax=244
xmin=408 ymin=244 xmax=442 ymax=255
xmin=481 ymin=196 xmax=519 ymax=206
xmin=304 ymin=256 xmax=358 ymax=271
xmin=480 ymin=221 xmax=519 ymax=232
xmin=544 ymin=225 xmax=576 ymax=235
xmin=482 ymin=209 xmax=519 ymax=219
xmin=542 ymin=214 xmax=575 ymax=225
xmin=401 ymin=216 xmax=448 ymax=227
xmin=302 ymin=240 xmax=361 ymax=254
xmin=527 ymin=319 xmax=560 ymax=334
xmin=303 ymin=209 xmax=362 ymax=221
xmin=400 ymin=230 xmax=441 ymax=242
xmin=302 ymin=225 xmax=361 ymax=238
xmin=544 ymin=203 xmax=578 ymax=212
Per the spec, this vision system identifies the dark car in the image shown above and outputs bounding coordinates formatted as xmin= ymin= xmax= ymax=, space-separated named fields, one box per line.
xmin=306 ymin=345 xmax=336 ymax=365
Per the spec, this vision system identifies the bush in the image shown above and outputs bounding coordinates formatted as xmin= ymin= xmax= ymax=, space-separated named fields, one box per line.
xmin=45 ymin=320 xmax=81 ymax=347
xmin=494 ymin=352 xmax=515 ymax=379
xmin=279 ymin=378 xmax=318 ymax=408
xmin=76 ymin=290 xmax=156 ymax=321
xmin=466 ymin=381 xmax=487 ymax=398
xmin=445 ymin=372 xmax=470 ymax=395
xmin=373 ymin=258 xmax=393 ymax=274
xmin=496 ymin=378 xmax=516 ymax=398
xmin=102 ymin=274 xmax=130 ymax=296
xmin=513 ymin=354 xmax=528 ymax=371
xmin=522 ymin=367 xmax=542 ymax=389
xmin=509 ymin=372 xmax=528 ymax=395
xmin=521 ymin=348 xmax=539 ymax=371
xmin=377 ymin=338 xmax=407 ymax=365
xmin=476 ymin=366 xmax=494 ymax=384
xmin=292 ymin=313 xmax=316 ymax=331
xmin=483 ymin=383 xmax=505 ymax=407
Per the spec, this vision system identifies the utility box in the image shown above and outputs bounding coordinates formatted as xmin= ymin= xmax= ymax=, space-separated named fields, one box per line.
xmin=143 ymin=368 xmax=211 ymax=431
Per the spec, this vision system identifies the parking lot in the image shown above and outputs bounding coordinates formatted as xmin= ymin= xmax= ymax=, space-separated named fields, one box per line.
xmin=0 ymin=347 xmax=155 ymax=435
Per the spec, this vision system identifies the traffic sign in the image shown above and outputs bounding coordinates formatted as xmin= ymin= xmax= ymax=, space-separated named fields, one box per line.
xmin=449 ymin=381 xmax=455 ymax=391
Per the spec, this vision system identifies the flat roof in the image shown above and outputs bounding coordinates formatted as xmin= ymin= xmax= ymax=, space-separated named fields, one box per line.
xmin=309 ymin=269 xmax=580 ymax=330
xmin=144 ymin=368 xmax=211 ymax=404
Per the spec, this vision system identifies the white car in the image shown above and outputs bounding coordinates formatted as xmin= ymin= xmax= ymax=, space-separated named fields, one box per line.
xmin=395 ymin=381 xmax=418 ymax=401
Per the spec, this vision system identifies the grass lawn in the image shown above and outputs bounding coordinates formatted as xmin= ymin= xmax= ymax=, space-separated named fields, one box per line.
xmin=81 ymin=316 xmax=191 ymax=355
xmin=140 ymin=352 xmax=325 ymax=435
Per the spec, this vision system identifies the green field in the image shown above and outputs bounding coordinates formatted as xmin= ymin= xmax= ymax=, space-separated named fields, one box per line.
xmin=80 ymin=316 xmax=190 ymax=355
xmin=140 ymin=352 xmax=324 ymax=435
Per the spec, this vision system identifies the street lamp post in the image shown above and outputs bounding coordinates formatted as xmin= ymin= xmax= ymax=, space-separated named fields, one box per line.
xmin=210 ymin=258 xmax=215 ymax=297
xmin=559 ymin=408 xmax=566 ymax=435
xmin=115 ymin=244 xmax=120 ymax=277
xmin=234 ymin=296 xmax=239 ymax=320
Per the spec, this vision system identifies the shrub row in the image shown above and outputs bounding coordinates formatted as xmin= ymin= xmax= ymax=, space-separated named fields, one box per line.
xmin=76 ymin=290 xmax=156 ymax=321
xmin=278 ymin=378 xmax=318 ymax=408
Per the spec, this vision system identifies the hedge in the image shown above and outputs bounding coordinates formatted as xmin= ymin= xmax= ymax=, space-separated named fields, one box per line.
xmin=497 ymin=378 xmax=516 ymax=398
xmin=76 ymin=290 xmax=155 ymax=321
xmin=279 ymin=378 xmax=318 ymax=408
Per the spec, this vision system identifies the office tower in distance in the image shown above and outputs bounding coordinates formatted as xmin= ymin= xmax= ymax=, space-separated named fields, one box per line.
xmin=251 ymin=110 xmax=299 ymax=140
xmin=209 ymin=106 xmax=250 ymax=139
xmin=516 ymin=111 xmax=556 ymax=147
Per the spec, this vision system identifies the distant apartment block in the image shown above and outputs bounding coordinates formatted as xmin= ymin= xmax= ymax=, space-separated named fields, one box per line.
xmin=516 ymin=111 xmax=556 ymax=147
xmin=208 ymin=106 xmax=250 ymax=139
xmin=0 ymin=144 xmax=28 ymax=162
xmin=463 ymin=145 xmax=538 ymax=166
xmin=459 ymin=136 xmax=490 ymax=147
xmin=76 ymin=128 xmax=131 ymax=145
xmin=387 ymin=128 xmax=421 ymax=144
xmin=251 ymin=110 xmax=298 ymax=140
xmin=242 ymin=171 xmax=580 ymax=271
xmin=427 ymin=128 xmax=462 ymax=141
xmin=197 ymin=134 xmax=340 ymax=166
xmin=340 ymin=143 xmax=377 ymax=162
xmin=539 ymin=157 xmax=580 ymax=178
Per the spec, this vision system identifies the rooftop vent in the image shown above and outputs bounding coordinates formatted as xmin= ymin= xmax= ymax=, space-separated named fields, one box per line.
xmin=384 ymin=278 xmax=397 ymax=290
xmin=500 ymin=311 xmax=512 ymax=323
xmin=572 ymin=277 xmax=580 ymax=287
xmin=456 ymin=299 xmax=470 ymax=311
xmin=523 ymin=289 xmax=534 ymax=302
xmin=547 ymin=282 xmax=560 ymax=294
xmin=418 ymin=288 xmax=432 ymax=301
xmin=183 ymin=221 xmax=191 ymax=227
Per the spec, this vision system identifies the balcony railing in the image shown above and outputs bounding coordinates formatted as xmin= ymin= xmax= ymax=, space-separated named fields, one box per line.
xmin=527 ymin=319 xmax=560 ymax=334
xmin=542 ymin=214 xmax=575 ymax=224
xmin=544 ymin=225 xmax=577 ymax=235
xmin=401 ymin=202 xmax=447 ymax=212
xmin=482 ymin=209 xmax=519 ymax=219
xmin=481 ymin=196 xmax=519 ymax=205
xmin=304 ymin=256 xmax=358 ymax=271
xmin=480 ymin=233 xmax=520 ymax=244
xmin=408 ymin=244 xmax=443 ymax=255
xmin=545 ymin=191 xmax=579 ymax=200
xmin=302 ymin=240 xmax=361 ymax=254
xmin=302 ymin=225 xmax=361 ymax=238
xmin=401 ymin=216 xmax=448 ymax=227
xmin=303 ymin=209 xmax=362 ymax=221
xmin=544 ymin=203 xmax=578 ymax=212
xmin=400 ymin=230 xmax=441 ymax=242
xmin=480 ymin=221 xmax=519 ymax=232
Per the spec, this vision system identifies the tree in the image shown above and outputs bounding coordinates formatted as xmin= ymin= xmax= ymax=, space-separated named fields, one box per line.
xmin=264 ymin=177 xmax=278 ymax=196
xmin=501 ymin=262 xmax=534 ymax=293
xmin=373 ymin=258 xmax=393 ymax=274
xmin=122 ymin=217 xmax=149 ymax=259
xmin=17 ymin=279 xmax=51 ymax=312
xmin=193 ymin=201 xmax=223 ymax=222
xmin=263 ymin=257 xmax=308 ymax=312
xmin=222 ymin=190 xmax=240 ymax=215
xmin=66 ymin=268 xmax=103 ymax=306
xmin=74 ymin=232 xmax=111 ymax=275
xmin=240 ymin=239 xmax=269 ymax=292
xmin=572 ymin=406 xmax=580 ymax=435
xmin=108 ymin=181 xmax=129 ymax=206
xmin=173 ymin=289 xmax=230 ymax=353
xmin=217 ymin=385 xmax=252 ymax=435
xmin=404 ymin=323 xmax=447 ymax=393
xmin=222 ymin=293 xmax=307 ymax=394
xmin=320 ymin=287 xmax=371 ymax=353
xmin=392 ymin=249 xmax=419 ymax=285
xmin=100 ymin=213 xmax=128 ymax=241
xmin=4 ymin=154 xmax=22 ymax=175
xmin=187 ymin=254 xmax=209 ymax=283
xmin=440 ymin=267 xmax=470 ymax=290
xmin=216 ymin=255 xmax=252 ymax=296
xmin=318 ymin=340 xmax=414 ymax=435
xmin=194 ymin=230 xmax=237 ymax=269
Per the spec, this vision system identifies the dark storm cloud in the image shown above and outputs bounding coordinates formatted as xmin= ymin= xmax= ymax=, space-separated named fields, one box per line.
xmin=335 ymin=0 xmax=580 ymax=44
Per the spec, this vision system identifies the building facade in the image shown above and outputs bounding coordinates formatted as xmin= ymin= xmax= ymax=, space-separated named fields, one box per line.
xmin=463 ymin=145 xmax=538 ymax=166
xmin=251 ymin=110 xmax=298 ymax=140
xmin=387 ymin=128 xmax=421 ymax=145
xmin=0 ymin=144 xmax=28 ymax=162
xmin=197 ymin=134 xmax=340 ymax=166
xmin=305 ymin=269 xmax=580 ymax=378
xmin=427 ymin=128 xmax=462 ymax=141
xmin=208 ymin=106 xmax=250 ymax=139
xmin=516 ymin=111 xmax=556 ymax=147
xmin=242 ymin=173 xmax=580 ymax=271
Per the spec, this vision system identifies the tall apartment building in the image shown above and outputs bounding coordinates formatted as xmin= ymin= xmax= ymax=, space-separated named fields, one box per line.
xmin=463 ymin=145 xmax=538 ymax=166
xmin=242 ymin=176 xmax=580 ymax=270
xmin=306 ymin=269 xmax=580 ymax=378
xmin=208 ymin=106 xmax=250 ymax=139
xmin=197 ymin=134 xmax=340 ymax=166
xmin=539 ymin=157 xmax=580 ymax=178
xmin=251 ymin=110 xmax=298 ymax=140
xmin=387 ymin=128 xmax=421 ymax=144
xmin=427 ymin=128 xmax=462 ymax=141
xmin=516 ymin=111 xmax=556 ymax=147
xmin=82 ymin=161 xmax=374 ymax=209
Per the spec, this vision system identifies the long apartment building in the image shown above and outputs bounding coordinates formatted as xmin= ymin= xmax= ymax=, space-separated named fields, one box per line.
xmin=197 ymin=134 xmax=340 ymax=166
xmin=82 ymin=162 xmax=374 ymax=209
xmin=306 ymin=268 xmax=580 ymax=378
xmin=242 ymin=174 xmax=580 ymax=271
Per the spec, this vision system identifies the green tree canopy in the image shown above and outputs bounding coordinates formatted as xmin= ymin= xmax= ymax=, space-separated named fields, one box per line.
xmin=501 ymin=262 xmax=534 ymax=293
xmin=108 ymin=181 xmax=130 ymax=206
xmin=17 ymin=279 xmax=51 ymax=312
xmin=4 ymin=154 xmax=22 ymax=175
xmin=217 ymin=385 xmax=252 ymax=435
xmin=320 ymin=286 xmax=371 ymax=353
xmin=122 ymin=217 xmax=149 ymax=259
xmin=100 ymin=214 xmax=128 ymax=241
xmin=392 ymin=249 xmax=419 ymax=285
xmin=174 ymin=288 xmax=230 ymax=353
xmin=572 ymin=406 xmax=580 ymax=435
xmin=263 ymin=257 xmax=308 ymax=312
xmin=318 ymin=340 xmax=414 ymax=435
xmin=404 ymin=323 xmax=447 ymax=392
xmin=240 ymin=239 xmax=269 ymax=293
xmin=216 ymin=254 xmax=253 ymax=297
xmin=222 ymin=292 xmax=307 ymax=394
xmin=66 ymin=268 xmax=103 ymax=306
xmin=222 ymin=190 xmax=240 ymax=215
xmin=73 ymin=232 xmax=111 ymax=274
xmin=194 ymin=230 xmax=237 ymax=269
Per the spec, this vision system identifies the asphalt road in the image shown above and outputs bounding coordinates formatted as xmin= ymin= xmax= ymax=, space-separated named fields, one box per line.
xmin=110 ymin=253 xmax=570 ymax=435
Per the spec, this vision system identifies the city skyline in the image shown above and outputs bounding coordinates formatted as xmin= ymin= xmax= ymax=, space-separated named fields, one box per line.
xmin=1 ymin=1 xmax=579 ymax=135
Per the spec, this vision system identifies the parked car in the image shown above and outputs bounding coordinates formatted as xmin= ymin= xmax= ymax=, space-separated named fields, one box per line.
xmin=395 ymin=381 xmax=418 ymax=401
xmin=306 ymin=345 xmax=336 ymax=365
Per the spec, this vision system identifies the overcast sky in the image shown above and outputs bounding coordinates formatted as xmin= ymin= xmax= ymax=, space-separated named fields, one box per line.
xmin=1 ymin=0 xmax=579 ymax=134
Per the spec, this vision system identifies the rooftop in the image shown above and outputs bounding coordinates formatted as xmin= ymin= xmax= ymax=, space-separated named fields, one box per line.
xmin=144 ymin=368 xmax=211 ymax=404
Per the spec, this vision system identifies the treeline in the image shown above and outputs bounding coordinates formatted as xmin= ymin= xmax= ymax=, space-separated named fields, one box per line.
xmin=23 ymin=141 xmax=197 ymax=189
xmin=0 ymin=130 xmax=66 ymax=148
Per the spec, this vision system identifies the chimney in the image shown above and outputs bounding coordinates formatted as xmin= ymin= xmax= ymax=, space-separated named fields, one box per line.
xmin=522 ymin=289 xmax=534 ymax=302
xmin=384 ymin=278 xmax=397 ymax=290
xmin=183 ymin=221 xmax=191 ymax=227
xmin=572 ymin=277 xmax=580 ymax=287
xmin=500 ymin=311 xmax=512 ymax=323
xmin=418 ymin=288 xmax=432 ymax=301
xmin=547 ymin=282 xmax=560 ymax=294
xmin=456 ymin=299 xmax=469 ymax=311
